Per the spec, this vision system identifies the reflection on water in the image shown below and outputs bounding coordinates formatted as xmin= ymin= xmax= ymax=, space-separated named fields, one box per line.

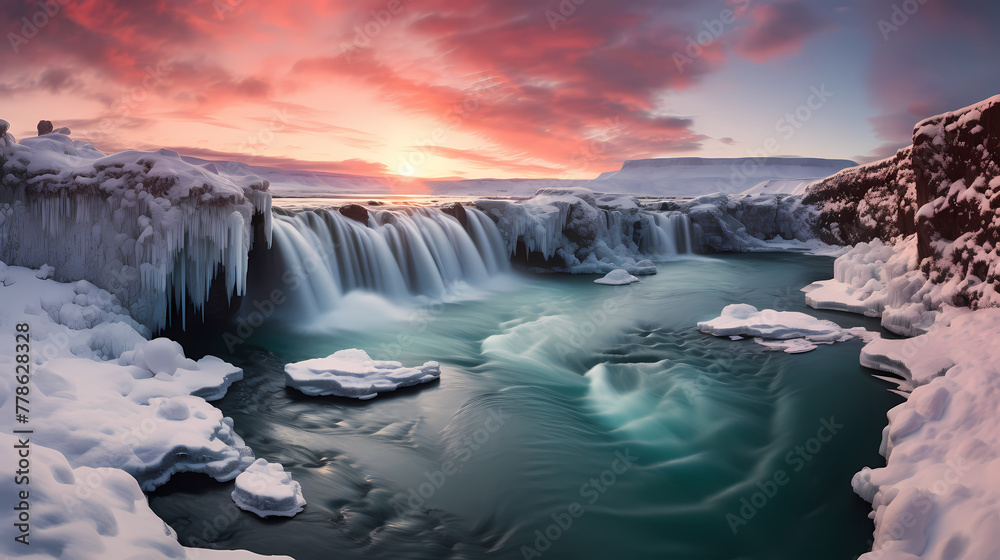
xmin=150 ymin=253 xmax=901 ymax=560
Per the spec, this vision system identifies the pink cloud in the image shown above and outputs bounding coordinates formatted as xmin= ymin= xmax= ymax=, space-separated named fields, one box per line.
xmin=733 ymin=2 xmax=833 ymax=63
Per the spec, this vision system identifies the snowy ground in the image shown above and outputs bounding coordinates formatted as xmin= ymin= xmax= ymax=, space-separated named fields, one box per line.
xmin=804 ymin=242 xmax=1000 ymax=560
xmin=0 ymin=261 xmax=290 ymax=558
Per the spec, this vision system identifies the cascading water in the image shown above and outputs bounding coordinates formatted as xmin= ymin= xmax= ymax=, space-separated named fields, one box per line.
xmin=243 ymin=205 xmax=510 ymax=324
xmin=640 ymin=212 xmax=695 ymax=258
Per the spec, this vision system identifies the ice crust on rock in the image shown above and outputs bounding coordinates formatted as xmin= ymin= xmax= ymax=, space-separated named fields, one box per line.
xmin=0 ymin=434 xmax=291 ymax=560
xmin=807 ymin=94 xmax=1000 ymax=312
xmin=285 ymin=348 xmax=441 ymax=399
xmin=697 ymin=303 xmax=872 ymax=353
xmin=594 ymin=269 xmax=639 ymax=285
xmin=0 ymin=134 xmax=273 ymax=331
xmin=232 ymin=459 xmax=307 ymax=518
xmin=474 ymin=188 xmax=692 ymax=274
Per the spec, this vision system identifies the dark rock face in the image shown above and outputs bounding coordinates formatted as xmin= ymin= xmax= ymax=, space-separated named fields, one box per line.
xmin=804 ymin=147 xmax=915 ymax=245
xmin=676 ymin=193 xmax=817 ymax=252
xmin=806 ymin=95 xmax=1000 ymax=309
xmin=338 ymin=203 xmax=370 ymax=225
xmin=37 ymin=120 xmax=53 ymax=135
xmin=441 ymin=202 xmax=468 ymax=228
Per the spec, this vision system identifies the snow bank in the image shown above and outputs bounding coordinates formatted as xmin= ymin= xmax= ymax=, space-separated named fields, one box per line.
xmin=0 ymin=135 xmax=273 ymax=331
xmin=802 ymin=236 xmax=970 ymax=336
xmin=0 ymin=435 xmax=290 ymax=560
xmin=851 ymin=309 xmax=1000 ymax=560
xmin=697 ymin=304 xmax=872 ymax=353
xmin=0 ymin=261 xmax=147 ymax=361
xmin=0 ymin=243 xmax=288 ymax=558
xmin=284 ymin=348 xmax=441 ymax=399
xmin=231 ymin=459 xmax=307 ymax=518
xmin=0 ymin=266 xmax=251 ymax=490
xmin=14 ymin=354 xmax=253 ymax=491
xmin=594 ymin=269 xmax=639 ymax=285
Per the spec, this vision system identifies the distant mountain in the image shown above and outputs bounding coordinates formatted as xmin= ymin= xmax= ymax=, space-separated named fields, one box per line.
xmin=140 ymin=151 xmax=859 ymax=199
xmin=590 ymin=157 xmax=858 ymax=197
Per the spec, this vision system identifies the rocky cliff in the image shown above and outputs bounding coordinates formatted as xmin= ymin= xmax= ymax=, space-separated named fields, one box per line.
xmin=806 ymin=95 xmax=1000 ymax=309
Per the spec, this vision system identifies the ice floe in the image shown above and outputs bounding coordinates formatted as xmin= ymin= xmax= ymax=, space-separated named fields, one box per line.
xmin=697 ymin=303 xmax=872 ymax=353
xmin=232 ymin=459 xmax=307 ymax=518
xmin=285 ymin=348 xmax=441 ymax=399
xmin=594 ymin=269 xmax=640 ymax=285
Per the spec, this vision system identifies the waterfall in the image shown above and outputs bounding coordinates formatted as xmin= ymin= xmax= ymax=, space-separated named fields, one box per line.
xmin=244 ymin=206 xmax=511 ymax=323
xmin=640 ymin=212 xmax=695 ymax=258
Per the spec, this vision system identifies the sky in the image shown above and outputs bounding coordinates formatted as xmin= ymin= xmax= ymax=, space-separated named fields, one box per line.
xmin=2 ymin=0 xmax=998 ymax=180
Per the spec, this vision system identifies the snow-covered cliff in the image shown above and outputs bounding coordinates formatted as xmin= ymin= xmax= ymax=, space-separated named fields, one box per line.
xmin=0 ymin=134 xmax=272 ymax=332
xmin=807 ymin=95 xmax=1000 ymax=310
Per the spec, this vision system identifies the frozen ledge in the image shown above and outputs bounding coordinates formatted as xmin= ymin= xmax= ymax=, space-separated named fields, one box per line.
xmin=0 ymin=434 xmax=291 ymax=560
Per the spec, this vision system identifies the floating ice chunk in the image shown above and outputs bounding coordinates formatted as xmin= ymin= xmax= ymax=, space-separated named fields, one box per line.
xmin=284 ymin=348 xmax=441 ymax=399
xmin=753 ymin=337 xmax=818 ymax=354
xmin=697 ymin=304 xmax=870 ymax=353
xmin=232 ymin=459 xmax=307 ymax=518
xmin=594 ymin=269 xmax=639 ymax=285
xmin=631 ymin=259 xmax=658 ymax=275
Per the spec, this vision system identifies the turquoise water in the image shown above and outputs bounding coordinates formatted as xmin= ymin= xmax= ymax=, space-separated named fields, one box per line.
xmin=150 ymin=253 xmax=901 ymax=560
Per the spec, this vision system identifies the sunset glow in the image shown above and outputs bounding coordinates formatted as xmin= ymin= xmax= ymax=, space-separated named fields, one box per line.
xmin=2 ymin=0 xmax=997 ymax=180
